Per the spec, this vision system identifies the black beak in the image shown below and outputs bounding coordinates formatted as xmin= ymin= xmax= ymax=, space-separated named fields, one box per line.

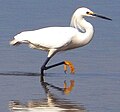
xmin=92 ymin=13 xmax=112 ymax=21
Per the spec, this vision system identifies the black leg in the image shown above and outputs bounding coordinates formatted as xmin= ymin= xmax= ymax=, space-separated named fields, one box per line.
xmin=41 ymin=57 xmax=51 ymax=75
xmin=45 ymin=61 xmax=65 ymax=70
xmin=41 ymin=57 xmax=65 ymax=75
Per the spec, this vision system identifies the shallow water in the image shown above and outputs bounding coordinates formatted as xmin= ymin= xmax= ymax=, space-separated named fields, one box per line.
xmin=0 ymin=0 xmax=120 ymax=112
xmin=0 ymin=73 xmax=120 ymax=112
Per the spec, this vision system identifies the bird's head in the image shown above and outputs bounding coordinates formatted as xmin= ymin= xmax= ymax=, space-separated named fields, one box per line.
xmin=75 ymin=7 xmax=112 ymax=21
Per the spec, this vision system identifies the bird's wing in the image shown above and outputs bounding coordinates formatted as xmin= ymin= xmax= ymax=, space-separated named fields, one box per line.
xmin=16 ymin=27 xmax=78 ymax=49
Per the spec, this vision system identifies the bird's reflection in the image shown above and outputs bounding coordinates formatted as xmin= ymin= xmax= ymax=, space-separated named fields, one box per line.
xmin=9 ymin=74 xmax=86 ymax=112
xmin=41 ymin=76 xmax=75 ymax=95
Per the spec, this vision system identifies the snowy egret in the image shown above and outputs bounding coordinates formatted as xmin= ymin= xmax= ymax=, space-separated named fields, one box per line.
xmin=10 ymin=7 xmax=112 ymax=76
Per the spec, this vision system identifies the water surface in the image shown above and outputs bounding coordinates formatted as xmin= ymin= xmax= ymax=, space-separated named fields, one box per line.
xmin=0 ymin=0 xmax=120 ymax=112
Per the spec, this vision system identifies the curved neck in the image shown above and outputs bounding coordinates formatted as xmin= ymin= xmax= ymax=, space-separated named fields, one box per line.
xmin=70 ymin=16 xmax=94 ymax=45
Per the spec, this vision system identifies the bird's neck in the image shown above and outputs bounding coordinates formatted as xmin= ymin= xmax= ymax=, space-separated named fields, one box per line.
xmin=70 ymin=17 xmax=94 ymax=45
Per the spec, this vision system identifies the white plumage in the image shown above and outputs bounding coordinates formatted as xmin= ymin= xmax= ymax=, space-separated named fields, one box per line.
xmin=11 ymin=25 xmax=93 ymax=57
xmin=10 ymin=7 xmax=111 ymax=76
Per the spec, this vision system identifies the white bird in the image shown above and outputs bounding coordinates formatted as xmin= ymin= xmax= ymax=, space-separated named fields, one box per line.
xmin=10 ymin=7 xmax=112 ymax=76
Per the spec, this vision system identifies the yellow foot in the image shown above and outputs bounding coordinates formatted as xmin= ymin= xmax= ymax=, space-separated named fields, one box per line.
xmin=64 ymin=60 xmax=75 ymax=74
xmin=64 ymin=80 xmax=75 ymax=95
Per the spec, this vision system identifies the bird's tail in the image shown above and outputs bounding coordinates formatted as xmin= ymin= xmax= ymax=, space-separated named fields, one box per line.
xmin=10 ymin=38 xmax=21 ymax=46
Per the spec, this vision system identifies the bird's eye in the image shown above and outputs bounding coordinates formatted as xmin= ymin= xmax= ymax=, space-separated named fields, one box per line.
xmin=86 ymin=12 xmax=90 ymax=14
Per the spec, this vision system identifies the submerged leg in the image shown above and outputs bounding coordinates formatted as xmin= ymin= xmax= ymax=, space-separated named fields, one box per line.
xmin=41 ymin=57 xmax=75 ymax=76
